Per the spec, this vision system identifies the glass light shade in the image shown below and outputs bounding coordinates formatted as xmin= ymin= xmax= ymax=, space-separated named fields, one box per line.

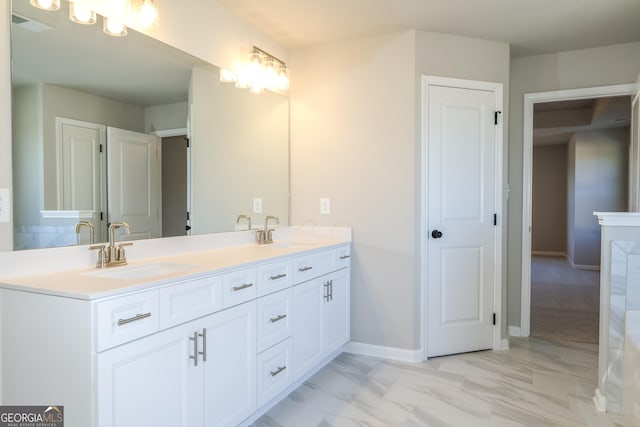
xmin=234 ymin=65 xmax=251 ymax=89
xmin=103 ymin=17 xmax=128 ymax=36
xmin=138 ymin=0 xmax=158 ymax=28
xmin=219 ymin=68 xmax=236 ymax=83
xmin=69 ymin=2 xmax=97 ymax=25
xmin=30 ymin=0 xmax=60 ymax=11
xmin=248 ymin=51 xmax=263 ymax=78
xmin=277 ymin=65 xmax=290 ymax=91
xmin=249 ymin=78 xmax=264 ymax=94
xmin=262 ymin=57 xmax=278 ymax=90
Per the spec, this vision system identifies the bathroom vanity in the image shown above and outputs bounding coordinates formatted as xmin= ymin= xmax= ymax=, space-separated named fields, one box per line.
xmin=0 ymin=227 xmax=351 ymax=427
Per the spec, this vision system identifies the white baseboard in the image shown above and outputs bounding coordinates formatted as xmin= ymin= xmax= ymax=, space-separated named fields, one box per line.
xmin=532 ymin=251 xmax=566 ymax=257
xmin=508 ymin=325 xmax=522 ymax=337
xmin=498 ymin=338 xmax=510 ymax=350
xmin=593 ymin=388 xmax=607 ymax=412
xmin=568 ymin=257 xmax=600 ymax=271
xmin=345 ymin=341 xmax=424 ymax=363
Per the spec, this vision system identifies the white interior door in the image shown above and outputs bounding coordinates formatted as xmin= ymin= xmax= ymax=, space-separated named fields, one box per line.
xmin=631 ymin=88 xmax=640 ymax=211
xmin=107 ymin=127 xmax=161 ymax=240
xmin=426 ymin=80 xmax=500 ymax=358
xmin=56 ymin=118 xmax=106 ymax=242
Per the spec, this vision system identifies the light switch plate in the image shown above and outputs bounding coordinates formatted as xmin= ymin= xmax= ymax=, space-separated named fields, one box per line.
xmin=320 ymin=197 xmax=331 ymax=215
xmin=253 ymin=198 xmax=263 ymax=214
xmin=0 ymin=188 xmax=10 ymax=223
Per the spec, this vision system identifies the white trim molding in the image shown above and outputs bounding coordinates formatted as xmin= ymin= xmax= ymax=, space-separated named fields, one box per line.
xmin=594 ymin=212 xmax=640 ymax=226
xmin=41 ymin=210 xmax=94 ymax=219
xmin=508 ymin=325 xmax=522 ymax=338
xmin=151 ymin=128 xmax=188 ymax=138
xmin=520 ymin=84 xmax=637 ymax=338
xmin=345 ymin=342 xmax=424 ymax=363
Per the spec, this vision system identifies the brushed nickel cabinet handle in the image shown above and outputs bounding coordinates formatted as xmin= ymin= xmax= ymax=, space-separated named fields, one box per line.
xmin=270 ymin=366 xmax=286 ymax=377
xmin=298 ymin=266 xmax=313 ymax=272
xmin=269 ymin=273 xmax=287 ymax=280
xmin=199 ymin=328 xmax=207 ymax=362
xmin=270 ymin=314 xmax=287 ymax=323
xmin=117 ymin=312 xmax=151 ymax=326
xmin=189 ymin=331 xmax=199 ymax=367
xmin=323 ymin=282 xmax=329 ymax=302
xmin=328 ymin=279 xmax=333 ymax=301
xmin=232 ymin=283 xmax=253 ymax=291
xmin=339 ymin=255 xmax=351 ymax=260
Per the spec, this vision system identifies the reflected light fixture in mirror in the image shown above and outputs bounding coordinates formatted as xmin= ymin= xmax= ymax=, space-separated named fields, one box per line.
xmin=220 ymin=46 xmax=290 ymax=94
xmin=30 ymin=0 xmax=159 ymax=37
xmin=69 ymin=2 xmax=96 ymax=24
xmin=30 ymin=0 xmax=61 ymax=11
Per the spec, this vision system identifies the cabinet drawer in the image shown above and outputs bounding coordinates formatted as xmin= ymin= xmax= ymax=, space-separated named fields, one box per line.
xmin=257 ymin=288 xmax=293 ymax=353
xmin=257 ymin=337 xmax=293 ymax=407
xmin=292 ymin=249 xmax=337 ymax=284
xmin=257 ymin=259 xmax=293 ymax=297
xmin=96 ymin=289 xmax=160 ymax=351
xmin=222 ymin=267 xmax=257 ymax=308
xmin=336 ymin=245 xmax=351 ymax=270
xmin=159 ymin=274 xmax=223 ymax=329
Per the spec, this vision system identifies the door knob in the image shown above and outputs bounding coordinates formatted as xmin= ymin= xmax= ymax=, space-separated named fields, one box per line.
xmin=431 ymin=230 xmax=443 ymax=239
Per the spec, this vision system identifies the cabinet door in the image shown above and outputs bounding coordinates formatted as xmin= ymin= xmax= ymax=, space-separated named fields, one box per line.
xmin=292 ymin=278 xmax=324 ymax=380
xmin=323 ymin=269 xmax=350 ymax=355
xmin=202 ymin=301 xmax=257 ymax=427
xmin=97 ymin=321 xmax=202 ymax=427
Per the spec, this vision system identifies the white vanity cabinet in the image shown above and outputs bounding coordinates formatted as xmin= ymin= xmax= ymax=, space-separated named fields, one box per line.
xmin=292 ymin=248 xmax=351 ymax=380
xmin=0 ymin=241 xmax=351 ymax=427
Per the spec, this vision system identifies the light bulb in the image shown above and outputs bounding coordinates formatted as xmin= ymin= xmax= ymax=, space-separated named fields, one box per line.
xmin=219 ymin=69 xmax=236 ymax=83
xmin=262 ymin=57 xmax=278 ymax=91
xmin=277 ymin=65 xmax=290 ymax=91
xmin=30 ymin=0 xmax=60 ymax=11
xmin=234 ymin=64 xmax=251 ymax=89
xmin=69 ymin=2 xmax=96 ymax=25
xmin=103 ymin=17 xmax=127 ymax=36
xmin=139 ymin=0 xmax=158 ymax=28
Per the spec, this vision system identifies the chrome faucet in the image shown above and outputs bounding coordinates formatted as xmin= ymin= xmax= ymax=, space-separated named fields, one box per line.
xmin=89 ymin=221 xmax=133 ymax=268
xmin=75 ymin=220 xmax=95 ymax=244
xmin=236 ymin=214 xmax=252 ymax=231
xmin=257 ymin=215 xmax=279 ymax=245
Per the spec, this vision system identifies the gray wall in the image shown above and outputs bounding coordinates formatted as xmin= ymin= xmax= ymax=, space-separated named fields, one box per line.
xmin=290 ymin=30 xmax=509 ymax=350
xmin=0 ymin=2 xmax=12 ymax=252
xmin=508 ymin=41 xmax=640 ymax=327
xmin=532 ymin=144 xmax=567 ymax=254
xmin=145 ymin=102 xmax=188 ymax=133
xmin=568 ymin=129 xmax=629 ymax=267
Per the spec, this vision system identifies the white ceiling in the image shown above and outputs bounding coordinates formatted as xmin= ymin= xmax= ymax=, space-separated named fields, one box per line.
xmin=217 ymin=0 xmax=640 ymax=57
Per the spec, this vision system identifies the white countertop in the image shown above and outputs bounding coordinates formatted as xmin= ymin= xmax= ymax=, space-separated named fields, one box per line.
xmin=0 ymin=227 xmax=352 ymax=300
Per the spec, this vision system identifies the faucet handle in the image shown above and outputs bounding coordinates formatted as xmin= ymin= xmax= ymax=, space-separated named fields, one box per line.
xmin=89 ymin=244 xmax=108 ymax=268
xmin=256 ymin=230 xmax=266 ymax=245
xmin=116 ymin=242 xmax=134 ymax=263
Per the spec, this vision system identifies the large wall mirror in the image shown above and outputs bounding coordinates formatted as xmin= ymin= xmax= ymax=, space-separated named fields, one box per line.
xmin=10 ymin=0 xmax=289 ymax=250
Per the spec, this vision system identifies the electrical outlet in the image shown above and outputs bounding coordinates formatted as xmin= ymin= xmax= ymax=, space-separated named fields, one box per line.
xmin=0 ymin=188 xmax=10 ymax=223
xmin=253 ymin=198 xmax=263 ymax=214
xmin=320 ymin=197 xmax=331 ymax=215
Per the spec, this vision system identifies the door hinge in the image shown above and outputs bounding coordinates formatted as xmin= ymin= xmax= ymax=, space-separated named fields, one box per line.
xmin=186 ymin=211 xmax=190 ymax=220
xmin=494 ymin=111 xmax=502 ymax=125
xmin=493 ymin=213 xmax=497 ymax=226
xmin=100 ymin=212 xmax=104 ymax=221
xmin=185 ymin=137 xmax=190 ymax=148
xmin=493 ymin=313 xmax=496 ymax=325
xmin=99 ymin=144 xmax=103 ymax=153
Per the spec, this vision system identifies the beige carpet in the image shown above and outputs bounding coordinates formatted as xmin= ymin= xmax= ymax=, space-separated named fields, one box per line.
xmin=530 ymin=256 xmax=600 ymax=344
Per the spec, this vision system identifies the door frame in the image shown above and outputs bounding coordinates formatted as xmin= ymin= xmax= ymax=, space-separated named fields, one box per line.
xmin=421 ymin=75 xmax=504 ymax=359
xmin=519 ymin=84 xmax=637 ymax=337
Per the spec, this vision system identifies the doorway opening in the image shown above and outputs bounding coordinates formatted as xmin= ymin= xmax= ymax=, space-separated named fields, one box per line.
xmin=520 ymin=84 xmax=637 ymax=339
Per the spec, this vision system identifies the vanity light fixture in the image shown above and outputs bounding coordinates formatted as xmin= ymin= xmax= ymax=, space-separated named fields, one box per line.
xmin=30 ymin=0 xmax=61 ymax=11
xmin=103 ymin=15 xmax=127 ymax=36
xmin=220 ymin=46 xmax=290 ymax=94
xmin=69 ymin=2 xmax=96 ymax=24
xmin=138 ymin=0 xmax=158 ymax=28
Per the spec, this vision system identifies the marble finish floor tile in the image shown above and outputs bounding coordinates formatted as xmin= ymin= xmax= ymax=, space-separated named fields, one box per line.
xmin=251 ymin=338 xmax=634 ymax=427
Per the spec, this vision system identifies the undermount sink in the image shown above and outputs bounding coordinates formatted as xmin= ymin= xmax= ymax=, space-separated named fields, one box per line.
xmin=270 ymin=241 xmax=317 ymax=249
xmin=83 ymin=262 xmax=197 ymax=280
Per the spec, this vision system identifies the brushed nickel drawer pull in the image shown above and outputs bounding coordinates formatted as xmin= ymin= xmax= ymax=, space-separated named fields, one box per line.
xmin=117 ymin=312 xmax=151 ymax=326
xmin=270 ymin=366 xmax=286 ymax=377
xmin=232 ymin=283 xmax=253 ymax=291
xmin=269 ymin=273 xmax=287 ymax=280
xmin=298 ymin=266 xmax=313 ymax=272
xmin=270 ymin=314 xmax=287 ymax=323
xmin=199 ymin=328 xmax=207 ymax=362
xmin=189 ymin=331 xmax=199 ymax=367
xmin=340 ymin=255 xmax=351 ymax=260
